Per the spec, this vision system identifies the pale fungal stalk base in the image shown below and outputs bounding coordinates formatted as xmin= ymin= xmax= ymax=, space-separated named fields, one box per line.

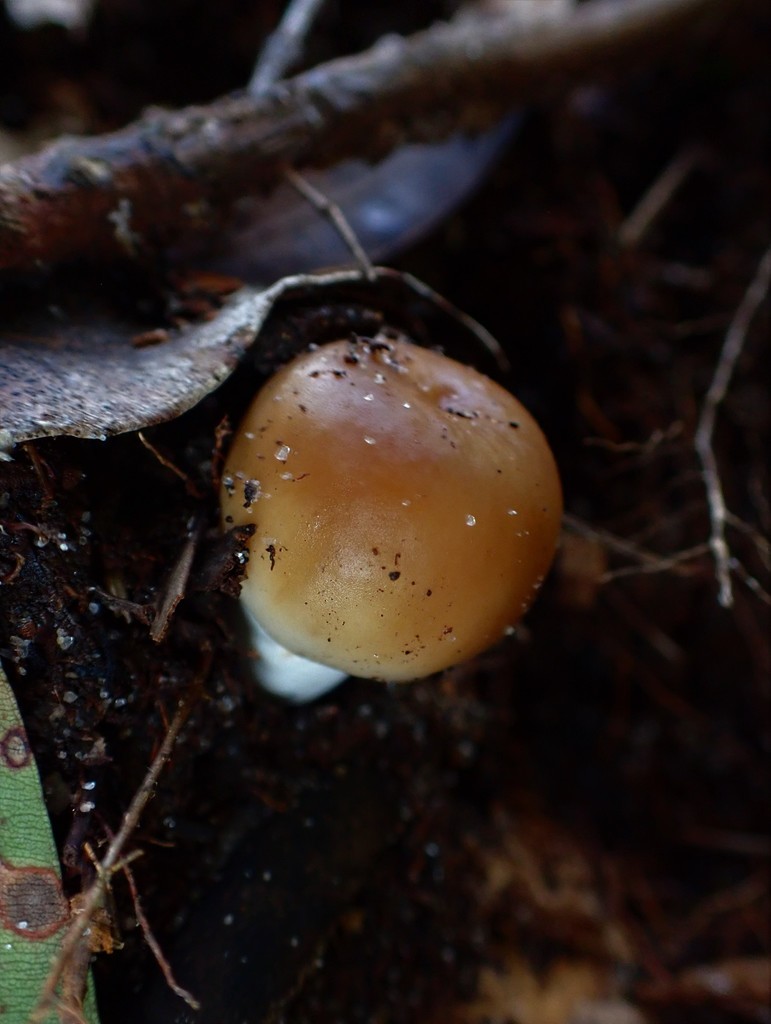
xmin=244 ymin=611 xmax=348 ymax=702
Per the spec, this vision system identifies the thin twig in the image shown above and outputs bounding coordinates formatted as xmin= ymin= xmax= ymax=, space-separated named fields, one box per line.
xmin=729 ymin=558 xmax=771 ymax=607
xmin=284 ymin=165 xmax=375 ymax=278
xmin=563 ymin=511 xmax=702 ymax=575
xmin=249 ymin=0 xmax=328 ymax=96
xmin=609 ymin=591 xmax=686 ymax=664
xmin=149 ymin=517 xmax=204 ymax=643
xmin=29 ymin=692 xmax=197 ymax=1024
xmin=694 ymin=244 xmax=771 ymax=608
xmin=121 ymin=853 xmax=200 ymax=1009
xmin=618 ymin=145 xmax=702 ymax=248
xmin=582 ymin=422 xmax=683 ymax=455
xmin=138 ymin=430 xmax=194 ymax=490
xmin=601 ymin=543 xmax=710 ymax=582
xmin=725 ymin=511 xmax=771 ymax=568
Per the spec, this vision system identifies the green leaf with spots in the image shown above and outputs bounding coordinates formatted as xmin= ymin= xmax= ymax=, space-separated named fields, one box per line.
xmin=0 ymin=664 xmax=100 ymax=1024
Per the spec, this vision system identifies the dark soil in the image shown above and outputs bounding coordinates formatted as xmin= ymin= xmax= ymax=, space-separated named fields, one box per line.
xmin=0 ymin=2 xmax=768 ymax=1023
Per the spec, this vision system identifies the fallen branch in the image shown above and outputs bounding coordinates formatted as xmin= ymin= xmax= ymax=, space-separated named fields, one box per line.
xmin=0 ymin=0 xmax=728 ymax=272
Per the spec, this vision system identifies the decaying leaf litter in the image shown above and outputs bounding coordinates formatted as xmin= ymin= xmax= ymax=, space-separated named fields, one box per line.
xmin=0 ymin=0 xmax=768 ymax=1022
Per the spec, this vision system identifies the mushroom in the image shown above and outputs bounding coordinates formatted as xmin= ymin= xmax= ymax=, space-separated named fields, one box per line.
xmin=221 ymin=332 xmax=562 ymax=700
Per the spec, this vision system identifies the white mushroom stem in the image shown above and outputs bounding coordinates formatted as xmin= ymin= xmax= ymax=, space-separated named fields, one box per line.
xmin=244 ymin=611 xmax=348 ymax=702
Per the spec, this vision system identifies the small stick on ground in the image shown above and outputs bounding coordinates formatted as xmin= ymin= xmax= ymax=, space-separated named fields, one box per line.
xmin=618 ymin=145 xmax=702 ymax=248
xmin=249 ymin=0 xmax=328 ymax=96
xmin=120 ymin=851 xmax=200 ymax=1010
xmin=725 ymin=511 xmax=771 ymax=568
xmin=138 ymin=430 xmax=197 ymax=494
xmin=694 ymin=244 xmax=771 ymax=608
xmin=283 ymin=165 xmax=375 ymax=279
xmin=150 ymin=517 xmax=204 ymax=643
xmin=729 ymin=558 xmax=771 ymax=607
xmin=28 ymin=689 xmax=200 ymax=1024
xmin=601 ymin=544 xmax=710 ymax=583
xmin=563 ymin=511 xmax=706 ymax=578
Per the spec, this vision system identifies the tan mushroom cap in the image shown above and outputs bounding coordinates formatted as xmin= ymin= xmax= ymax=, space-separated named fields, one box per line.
xmin=221 ymin=334 xmax=562 ymax=682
